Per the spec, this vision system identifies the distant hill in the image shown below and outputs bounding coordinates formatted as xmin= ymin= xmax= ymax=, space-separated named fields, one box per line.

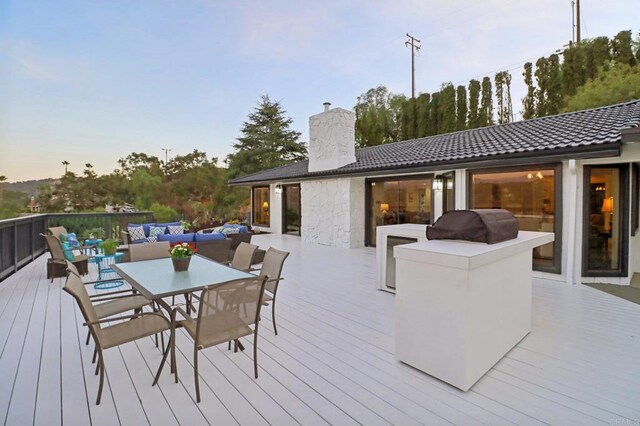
xmin=5 ymin=179 xmax=57 ymax=197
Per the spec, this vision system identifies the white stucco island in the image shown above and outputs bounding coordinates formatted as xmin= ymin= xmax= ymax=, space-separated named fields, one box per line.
xmin=394 ymin=231 xmax=554 ymax=391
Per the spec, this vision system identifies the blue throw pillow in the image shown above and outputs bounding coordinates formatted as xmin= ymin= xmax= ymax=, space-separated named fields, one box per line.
xmin=128 ymin=222 xmax=156 ymax=237
xmin=66 ymin=232 xmax=80 ymax=247
xmin=195 ymin=232 xmax=226 ymax=242
xmin=157 ymin=233 xmax=195 ymax=244
xmin=62 ymin=242 xmax=76 ymax=261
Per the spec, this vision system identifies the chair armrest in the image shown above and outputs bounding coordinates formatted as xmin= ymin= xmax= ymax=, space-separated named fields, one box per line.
xmin=84 ymin=311 xmax=168 ymax=326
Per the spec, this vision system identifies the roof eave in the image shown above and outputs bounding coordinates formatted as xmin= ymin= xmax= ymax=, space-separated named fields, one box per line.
xmin=227 ymin=143 xmax=622 ymax=186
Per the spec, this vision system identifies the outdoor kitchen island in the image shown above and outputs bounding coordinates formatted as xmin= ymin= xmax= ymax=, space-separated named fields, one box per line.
xmin=394 ymin=230 xmax=554 ymax=391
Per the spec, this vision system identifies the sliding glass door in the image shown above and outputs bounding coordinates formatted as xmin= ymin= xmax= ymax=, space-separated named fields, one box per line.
xmin=283 ymin=185 xmax=301 ymax=236
xmin=583 ymin=165 xmax=628 ymax=276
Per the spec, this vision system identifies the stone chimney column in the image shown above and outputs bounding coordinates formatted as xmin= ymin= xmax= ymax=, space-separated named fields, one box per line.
xmin=308 ymin=103 xmax=356 ymax=173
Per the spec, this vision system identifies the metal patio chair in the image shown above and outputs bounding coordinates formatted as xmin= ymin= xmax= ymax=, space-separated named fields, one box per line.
xmin=172 ymin=276 xmax=268 ymax=402
xmin=63 ymin=272 xmax=172 ymax=405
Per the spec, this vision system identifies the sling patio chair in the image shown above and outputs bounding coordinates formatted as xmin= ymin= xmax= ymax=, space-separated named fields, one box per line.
xmin=63 ymin=272 xmax=173 ymax=405
xmin=228 ymin=242 xmax=258 ymax=272
xmin=42 ymin=233 xmax=90 ymax=281
xmin=256 ymin=247 xmax=290 ymax=335
xmin=66 ymin=261 xmax=154 ymax=349
xmin=171 ymin=276 xmax=269 ymax=403
xmin=128 ymin=241 xmax=171 ymax=262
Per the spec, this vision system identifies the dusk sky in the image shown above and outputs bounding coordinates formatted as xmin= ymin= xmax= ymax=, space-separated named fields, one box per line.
xmin=1 ymin=0 xmax=637 ymax=182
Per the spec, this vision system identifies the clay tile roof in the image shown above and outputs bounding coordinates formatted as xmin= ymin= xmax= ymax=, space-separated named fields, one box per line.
xmin=229 ymin=99 xmax=640 ymax=185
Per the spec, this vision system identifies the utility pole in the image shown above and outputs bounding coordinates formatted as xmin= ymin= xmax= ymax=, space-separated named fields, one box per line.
xmin=405 ymin=33 xmax=421 ymax=99
xmin=575 ymin=0 xmax=581 ymax=43
xmin=161 ymin=148 xmax=172 ymax=165
xmin=571 ymin=1 xmax=575 ymax=43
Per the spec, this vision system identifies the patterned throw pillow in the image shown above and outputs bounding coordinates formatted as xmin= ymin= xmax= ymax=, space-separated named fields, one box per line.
xmin=147 ymin=226 xmax=166 ymax=243
xmin=221 ymin=227 xmax=239 ymax=234
xmin=128 ymin=226 xmax=145 ymax=242
xmin=167 ymin=225 xmax=184 ymax=235
xmin=62 ymin=242 xmax=76 ymax=261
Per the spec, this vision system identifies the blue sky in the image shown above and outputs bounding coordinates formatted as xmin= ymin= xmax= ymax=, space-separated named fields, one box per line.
xmin=0 ymin=0 xmax=637 ymax=181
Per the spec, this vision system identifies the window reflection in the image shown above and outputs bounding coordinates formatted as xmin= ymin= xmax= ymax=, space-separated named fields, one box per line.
xmin=470 ymin=168 xmax=556 ymax=269
xmin=369 ymin=177 xmax=433 ymax=245
xmin=252 ymin=187 xmax=270 ymax=226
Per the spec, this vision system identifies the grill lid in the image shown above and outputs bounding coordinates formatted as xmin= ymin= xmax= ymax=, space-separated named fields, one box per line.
xmin=426 ymin=209 xmax=519 ymax=244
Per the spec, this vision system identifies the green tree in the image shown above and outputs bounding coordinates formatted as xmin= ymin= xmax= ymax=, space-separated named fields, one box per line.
xmin=494 ymin=71 xmax=513 ymax=124
xmin=561 ymin=45 xmax=587 ymax=96
xmin=479 ymin=76 xmax=493 ymax=126
xmin=611 ymin=30 xmax=637 ymax=67
xmin=546 ymin=54 xmax=563 ymax=115
xmin=522 ymin=62 xmax=536 ymax=119
xmin=416 ymin=93 xmax=431 ymax=137
xmin=0 ymin=190 xmax=29 ymax=219
xmin=440 ymin=84 xmax=457 ymax=133
xmin=535 ymin=57 xmax=549 ymax=117
xmin=0 ymin=175 xmax=6 ymax=205
xmin=354 ymin=86 xmax=404 ymax=147
xmin=130 ymin=169 xmax=162 ymax=210
xmin=564 ymin=64 xmax=640 ymax=112
xmin=455 ymin=85 xmax=467 ymax=130
xmin=585 ymin=36 xmax=611 ymax=80
xmin=61 ymin=160 xmax=69 ymax=175
xmin=400 ymin=97 xmax=418 ymax=140
xmin=467 ymin=79 xmax=481 ymax=128
xmin=226 ymin=95 xmax=306 ymax=179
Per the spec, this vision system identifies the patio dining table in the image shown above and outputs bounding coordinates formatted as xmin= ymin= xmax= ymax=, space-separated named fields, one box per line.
xmin=111 ymin=254 xmax=255 ymax=313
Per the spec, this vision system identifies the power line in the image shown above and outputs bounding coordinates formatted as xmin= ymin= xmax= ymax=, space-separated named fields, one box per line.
xmin=161 ymin=148 xmax=172 ymax=165
xmin=405 ymin=33 xmax=421 ymax=99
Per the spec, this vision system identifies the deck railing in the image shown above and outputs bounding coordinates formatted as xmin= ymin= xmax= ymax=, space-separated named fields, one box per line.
xmin=0 ymin=212 xmax=154 ymax=282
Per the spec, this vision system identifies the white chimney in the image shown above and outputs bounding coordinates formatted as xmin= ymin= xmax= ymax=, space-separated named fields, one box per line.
xmin=308 ymin=103 xmax=356 ymax=173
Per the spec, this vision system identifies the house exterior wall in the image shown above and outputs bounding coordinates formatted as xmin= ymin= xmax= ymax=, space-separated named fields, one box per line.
xmin=308 ymin=108 xmax=356 ymax=173
xmin=300 ymin=177 xmax=364 ymax=248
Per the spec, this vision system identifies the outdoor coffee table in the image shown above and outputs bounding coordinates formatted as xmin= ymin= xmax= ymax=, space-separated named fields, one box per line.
xmin=111 ymin=254 xmax=255 ymax=313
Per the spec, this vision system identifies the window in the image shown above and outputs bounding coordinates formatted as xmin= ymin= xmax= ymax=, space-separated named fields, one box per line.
xmin=252 ymin=187 xmax=270 ymax=226
xmin=442 ymin=173 xmax=455 ymax=212
xmin=469 ymin=166 xmax=561 ymax=272
xmin=366 ymin=175 xmax=433 ymax=246
xmin=632 ymin=163 xmax=639 ymax=237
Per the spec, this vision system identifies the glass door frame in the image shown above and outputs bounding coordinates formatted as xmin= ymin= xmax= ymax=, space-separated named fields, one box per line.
xmin=581 ymin=164 xmax=629 ymax=277
xmin=282 ymin=184 xmax=301 ymax=236
xmin=364 ymin=173 xmax=435 ymax=247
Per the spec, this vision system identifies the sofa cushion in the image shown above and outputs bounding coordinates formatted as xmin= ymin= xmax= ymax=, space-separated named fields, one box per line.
xmin=157 ymin=221 xmax=181 ymax=230
xmin=195 ymin=232 xmax=226 ymax=241
xmin=129 ymin=222 xmax=155 ymax=237
xmin=223 ymin=224 xmax=249 ymax=233
xmin=128 ymin=226 xmax=146 ymax=242
xmin=157 ymin=233 xmax=195 ymax=244
xmin=167 ymin=225 xmax=184 ymax=235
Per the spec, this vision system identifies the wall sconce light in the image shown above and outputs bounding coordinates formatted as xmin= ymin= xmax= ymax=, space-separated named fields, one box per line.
xmin=274 ymin=184 xmax=282 ymax=194
xmin=380 ymin=203 xmax=390 ymax=214
xmin=432 ymin=176 xmax=443 ymax=191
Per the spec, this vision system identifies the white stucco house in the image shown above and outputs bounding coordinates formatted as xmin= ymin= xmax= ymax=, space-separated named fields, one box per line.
xmin=229 ymin=100 xmax=640 ymax=286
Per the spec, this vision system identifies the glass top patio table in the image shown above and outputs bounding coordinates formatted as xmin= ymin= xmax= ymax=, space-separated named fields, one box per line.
xmin=111 ymin=254 xmax=254 ymax=300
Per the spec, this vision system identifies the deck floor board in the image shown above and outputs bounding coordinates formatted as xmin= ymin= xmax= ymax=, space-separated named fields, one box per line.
xmin=1 ymin=234 xmax=639 ymax=425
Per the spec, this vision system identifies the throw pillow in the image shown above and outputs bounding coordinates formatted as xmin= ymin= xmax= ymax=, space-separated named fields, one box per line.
xmin=221 ymin=227 xmax=239 ymax=234
xmin=62 ymin=242 xmax=76 ymax=261
xmin=167 ymin=225 xmax=184 ymax=235
xmin=66 ymin=232 xmax=80 ymax=247
xmin=147 ymin=226 xmax=166 ymax=243
xmin=128 ymin=226 xmax=145 ymax=242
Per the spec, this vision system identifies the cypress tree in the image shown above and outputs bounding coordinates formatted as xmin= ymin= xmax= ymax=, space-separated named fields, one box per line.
xmin=440 ymin=84 xmax=457 ymax=133
xmin=467 ymin=79 xmax=481 ymax=128
xmin=479 ymin=76 xmax=493 ymax=126
xmin=585 ymin=36 xmax=611 ymax=80
xmin=430 ymin=92 xmax=441 ymax=134
xmin=561 ymin=45 xmax=587 ymax=96
xmin=401 ymin=98 xmax=418 ymax=140
xmin=416 ymin=93 xmax=431 ymax=137
xmin=495 ymin=71 xmax=513 ymax=124
xmin=455 ymin=85 xmax=467 ymax=130
xmin=546 ymin=54 xmax=563 ymax=115
xmin=611 ymin=30 xmax=637 ymax=66
xmin=522 ymin=62 xmax=536 ymax=119
xmin=535 ymin=57 xmax=548 ymax=117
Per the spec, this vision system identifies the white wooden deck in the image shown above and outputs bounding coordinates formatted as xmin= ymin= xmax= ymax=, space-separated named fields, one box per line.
xmin=1 ymin=234 xmax=639 ymax=425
